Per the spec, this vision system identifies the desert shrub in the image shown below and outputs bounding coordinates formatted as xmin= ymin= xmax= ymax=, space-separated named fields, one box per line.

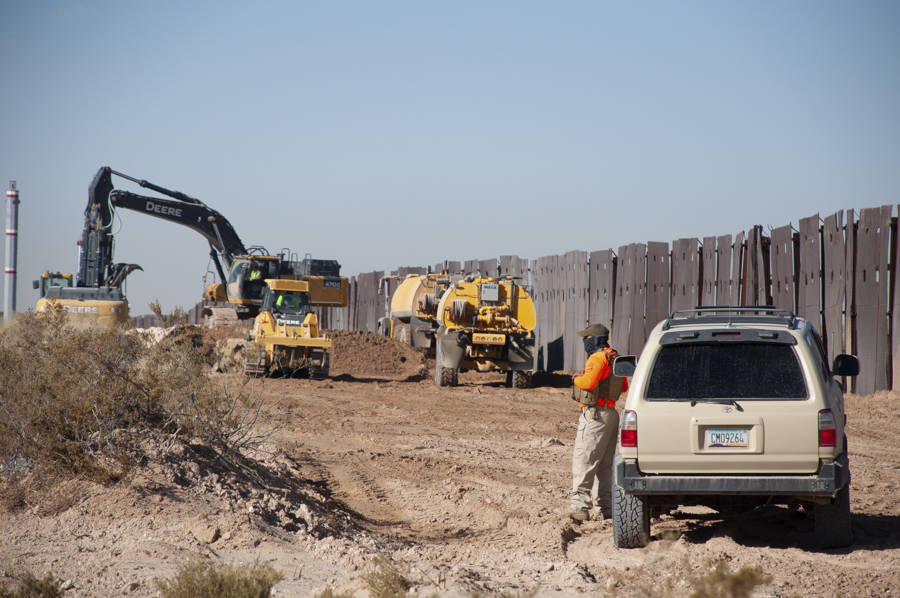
xmin=0 ymin=310 xmax=261 ymax=478
xmin=155 ymin=559 xmax=282 ymax=598
xmin=363 ymin=557 xmax=411 ymax=598
xmin=690 ymin=560 xmax=770 ymax=598
xmin=314 ymin=589 xmax=355 ymax=598
xmin=0 ymin=570 xmax=63 ymax=598
xmin=148 ymin=299 xmax=189 ymax=327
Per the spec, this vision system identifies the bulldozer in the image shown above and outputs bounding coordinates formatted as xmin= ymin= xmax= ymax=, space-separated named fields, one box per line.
xmin=377 ymin=272 xmax=461 ymax=356
xmin=243 ymin=276 xmax=348 ymax=378
xmin=434 ymin=276 xmax=536 ymax=387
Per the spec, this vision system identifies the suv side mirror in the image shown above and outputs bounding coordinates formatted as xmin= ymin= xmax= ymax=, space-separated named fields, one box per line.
xmin=613 ymin=355 xmax=636 ymax=377
xmin=832 ymin=354 xmax=860 ymax=377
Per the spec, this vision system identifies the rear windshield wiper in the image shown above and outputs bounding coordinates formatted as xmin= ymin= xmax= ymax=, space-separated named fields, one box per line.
xmin=689 ymin=398 xmax=744 ymax=411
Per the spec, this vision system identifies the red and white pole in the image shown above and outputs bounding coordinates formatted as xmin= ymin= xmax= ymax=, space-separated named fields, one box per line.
xmin=4 ymin=180 xmax=19 ymax=321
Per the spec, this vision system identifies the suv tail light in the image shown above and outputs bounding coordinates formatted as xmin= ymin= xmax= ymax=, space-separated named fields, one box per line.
xmin=818 ymin=409 xmax=836 ymax=447
xmin=621 ymin=410 xmax=637 ymax=448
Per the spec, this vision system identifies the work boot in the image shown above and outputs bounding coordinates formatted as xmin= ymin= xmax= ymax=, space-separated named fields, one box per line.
xmin=568 ymin=508 xmax=590 ymax=523
xmin=593 ymin=506 xmax=613 ymax=522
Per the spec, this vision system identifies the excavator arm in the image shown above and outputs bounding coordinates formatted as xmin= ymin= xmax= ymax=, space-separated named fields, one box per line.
xmin=88 ymin=167 xmax=249 ymax=286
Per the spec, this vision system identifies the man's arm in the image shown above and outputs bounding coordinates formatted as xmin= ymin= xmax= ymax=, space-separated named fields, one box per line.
xmin=574 ymin=352 xmax=610 ymax=390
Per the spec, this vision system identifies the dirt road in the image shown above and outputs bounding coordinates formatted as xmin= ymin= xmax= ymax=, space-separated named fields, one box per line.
xmin=2 ymin=339 xmax=899 ymax=596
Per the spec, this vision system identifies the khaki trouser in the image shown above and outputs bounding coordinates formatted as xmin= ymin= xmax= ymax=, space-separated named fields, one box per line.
xmin=570 ymin=405 xmax=619 ymax=513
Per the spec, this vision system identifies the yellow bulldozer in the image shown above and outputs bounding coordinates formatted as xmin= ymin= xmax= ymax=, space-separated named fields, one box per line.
xmin=433 ymin=275 xmax=536 ymax=387
xmin=243 ymin=276 xmax=348 ymax=378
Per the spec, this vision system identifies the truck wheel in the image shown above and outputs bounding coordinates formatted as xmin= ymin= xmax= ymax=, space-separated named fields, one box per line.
xmin=439 ymin=367 xmax=458 ymax=387
xmin=612 ymin=482 xmax=651 ymax=548
xmin=814 ymin=483 xmax=852 ymax=548
xmin=512 ymin=370 xmax=532 ymax=388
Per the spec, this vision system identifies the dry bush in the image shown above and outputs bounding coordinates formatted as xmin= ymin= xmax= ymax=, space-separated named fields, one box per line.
xmin=0 ymin=570 xmax=63 ymax=598
xmin=155 ymin=559 xmax=282 ymax=598
xmin=0 ymin=310 xmax=266 ymax=481
xmin=690 ymin=560 xmax=770 ymax=598
xmin=148 ymin=299 xmax=189 ymax=327
xmin=363 ymin=557 xmax=411 ymax=598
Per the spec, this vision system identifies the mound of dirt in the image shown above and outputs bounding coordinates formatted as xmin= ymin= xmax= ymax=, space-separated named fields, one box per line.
xmin=327 ymin=329 xmax=425 ymax=380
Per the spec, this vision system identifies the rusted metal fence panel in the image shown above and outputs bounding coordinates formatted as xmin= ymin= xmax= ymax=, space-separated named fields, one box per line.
xmin=798 ymin=215 xmax=822 ymax=328
xmin=893 ymin=207 xmax=900 ymax=390
xmin=463 ymin=259 xmax=479 ymax=274
xmin=671 ymin=238 xmax=699 ymax=312
xmin=354 ymin=271 xmax=384 ymax=333
xmin=716 ymin=234 xmax=734 ymax=306
xmin=823 ymin=211 xmax=847 ymax=365
xmin=854 ymin=206 xmax=892 ymax=394
xmin=499 ymin=255 xmax=529 ymax=280
xmin=701 ymin=236 xmax=716 ymax=306
xmin=770 ymin=225 xmax=795 ymax=311
xmin=732 ymin=231 xmax=745 ymax=306
xmin=742 ymin=226 xmax=768 ymax=305
xmin=479 ymin=258 xmax=498 ymax=277
xmin=612 ymin=243 xmax=646 ymax=355
xmin=563 ymin=251 xmax=589 ymax=370
xmin=589 ymin=250 xmax=615 ymax=331
xmin=395 ymin=266 xmax=426 ymax=277
xmin=646 ymin=242 xmax=669 ymax=331
xmin=434 ymin=260 xmax=462 ymax=274
xmin=533 ymin=255 xmax=564 ymax=372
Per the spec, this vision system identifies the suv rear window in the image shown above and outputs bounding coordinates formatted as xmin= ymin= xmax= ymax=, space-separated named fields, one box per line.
xmin=645 ymin=343 xmax=808 ymax=400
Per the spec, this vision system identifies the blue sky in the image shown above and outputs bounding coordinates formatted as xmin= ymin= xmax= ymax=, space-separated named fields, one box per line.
xmin=1 ymin=1 xmax=899 ymax=313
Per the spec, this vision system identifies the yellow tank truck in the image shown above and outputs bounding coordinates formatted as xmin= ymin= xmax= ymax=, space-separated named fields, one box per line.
xmin=379 ymin=272 xmax=460 ymax=355
xmin=244 ymin=276 xmax=348 ymax=378
xmin=434 ymin=275 xmax=536 ymax=388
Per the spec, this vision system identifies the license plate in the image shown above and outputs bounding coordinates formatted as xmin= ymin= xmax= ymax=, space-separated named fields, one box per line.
xmin=472 ymin=332 xmax=506 ymax=345
xmin=705 ymin=428 xmax=749 ymax=448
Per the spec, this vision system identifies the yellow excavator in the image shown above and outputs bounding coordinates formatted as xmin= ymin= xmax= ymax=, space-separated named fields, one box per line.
xmin=243 ymin=277 xmax=348 ymax=378
xmin=434 ymin=275 xmax=536 ymax=387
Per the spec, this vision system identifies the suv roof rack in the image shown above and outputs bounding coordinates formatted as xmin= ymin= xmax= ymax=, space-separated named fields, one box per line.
xmin=662 ymin=306 xmax=798 ymax=330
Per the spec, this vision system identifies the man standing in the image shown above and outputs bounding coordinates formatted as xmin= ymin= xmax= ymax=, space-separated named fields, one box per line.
xmin=569 ymin=323 xmax=628 ymax=523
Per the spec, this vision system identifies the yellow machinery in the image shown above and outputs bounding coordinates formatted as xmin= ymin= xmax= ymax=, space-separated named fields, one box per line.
xmin=379 ymin=273 xmax=460 ymax=355
xmin=434 ymin=276 xmax=536 ymax=387
xmin=33 ymin=272 xmax=130 ymax=327
xmin=244 ymin=276 xmax=348 ymax=377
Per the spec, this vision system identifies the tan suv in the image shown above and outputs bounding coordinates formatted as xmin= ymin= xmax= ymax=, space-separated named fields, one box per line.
xmin=611 ymin=307 xmax=859 ymax=549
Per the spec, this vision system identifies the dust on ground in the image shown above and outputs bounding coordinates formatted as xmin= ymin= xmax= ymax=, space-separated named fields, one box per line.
xmin=1 ymin=328 xmax=898 ymax=597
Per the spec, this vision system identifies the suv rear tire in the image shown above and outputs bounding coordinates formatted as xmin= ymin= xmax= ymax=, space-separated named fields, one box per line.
xmin=814 ymin=483 xmax=852 ymax=548
xmin=612 ymin=479 xmax=650 ymax=548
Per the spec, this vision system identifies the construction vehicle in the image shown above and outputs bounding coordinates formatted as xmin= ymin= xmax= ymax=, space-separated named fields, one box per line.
xmin=434 ymin=275 xmax=536 ymax=387
xmin=86 ymin=167 xmax=342 ymax=323
xmin=244 ymin=276 xmax=348 ymax=377
xmin=33 ymin=167 xmax=144 ymax=326
xmin=377 ymin=272 xmax=461 ymax=355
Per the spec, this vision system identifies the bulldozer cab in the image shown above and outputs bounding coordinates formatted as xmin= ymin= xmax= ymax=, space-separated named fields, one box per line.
xmin=260 ymin=279 xmax=311 ymax=317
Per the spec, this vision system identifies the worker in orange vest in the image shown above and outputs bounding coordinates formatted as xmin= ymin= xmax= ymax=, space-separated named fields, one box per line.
xmin=569 ymin=323 xmax=628 ymax=523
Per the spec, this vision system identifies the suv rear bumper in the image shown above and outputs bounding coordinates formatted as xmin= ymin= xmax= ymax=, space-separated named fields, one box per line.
xmin=615 ymin=453 xmax=849 ymax=497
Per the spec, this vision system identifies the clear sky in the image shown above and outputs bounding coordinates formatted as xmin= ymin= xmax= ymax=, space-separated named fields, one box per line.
xmin=1 ymin=1 xmax=898 ymax=314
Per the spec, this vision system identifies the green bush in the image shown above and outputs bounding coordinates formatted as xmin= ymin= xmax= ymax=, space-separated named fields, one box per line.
xmin=155 ymin=559 xmax=282 ymax=598
xmin=0 ymin=311 xmax=257 ymax=479
xmin=363 ymin=557 xmax=410 ymax=598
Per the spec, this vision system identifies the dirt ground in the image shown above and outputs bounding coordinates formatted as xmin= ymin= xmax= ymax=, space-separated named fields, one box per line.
xmin=2 ymin=330 xmax=899 ymax=597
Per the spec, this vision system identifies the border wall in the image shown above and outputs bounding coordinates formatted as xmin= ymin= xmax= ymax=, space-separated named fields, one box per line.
xmin=328 ymin=207 xmax=898 ymax=394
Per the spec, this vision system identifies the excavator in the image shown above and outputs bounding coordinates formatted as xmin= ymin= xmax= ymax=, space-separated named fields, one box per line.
xmin=89 ymin=167 xmax=342 ymax=322
xmin=34 ymin=168 xmax=143 ymax=326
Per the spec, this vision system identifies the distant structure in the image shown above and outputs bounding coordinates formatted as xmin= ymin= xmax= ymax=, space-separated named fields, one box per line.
xmin=4 ymin=180 xmax=19 ymax=321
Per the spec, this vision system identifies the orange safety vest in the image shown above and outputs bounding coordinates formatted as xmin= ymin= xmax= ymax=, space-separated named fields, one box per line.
xmin=573 ymin=347 xmax=627 ymax=408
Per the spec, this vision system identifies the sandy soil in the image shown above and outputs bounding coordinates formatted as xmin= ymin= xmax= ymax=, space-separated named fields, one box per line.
xmin=1 ymin=331 xmax=898 ymax=597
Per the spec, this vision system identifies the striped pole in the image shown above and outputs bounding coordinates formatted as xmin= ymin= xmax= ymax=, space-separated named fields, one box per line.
xmin=4 ymin=180 xmax=19 ymax=321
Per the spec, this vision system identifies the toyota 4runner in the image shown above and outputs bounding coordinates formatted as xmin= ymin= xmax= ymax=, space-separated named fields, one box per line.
xmin=611 ymin=307 xmax=860 ymax=549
